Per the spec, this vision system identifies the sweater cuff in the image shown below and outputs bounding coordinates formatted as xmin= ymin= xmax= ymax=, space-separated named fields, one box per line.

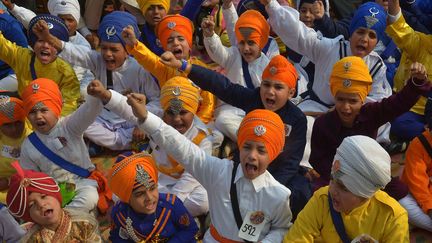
xmin=388 ymin=9 xmax=402 ymax=24
xmin=105 ymin=89 xmax=124 ymax=110
xmin=137 ymin=112 xmax=163 ymax=137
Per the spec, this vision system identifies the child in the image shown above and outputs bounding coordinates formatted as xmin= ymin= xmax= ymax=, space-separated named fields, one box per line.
xmin=160 ymin=52 xmax=310 ymax=218
xmin=108 ymin=151 xmax=199 ymax=242
xmin=93 ymin=87 xmax=292 ymax=241
xmin=200 ymin=9 xmax=270 ymax=141
xmin=309 ymin=57 xmax=430 ymax=200
xmin=121 ymin=14 xmax=215 ymax=125
xmin=6 ymin=162 xmax=101 ymax=242
xmin=33 ymin=11 xmax=161 ymax=151
xmin=19 ymin=78 xmax=107 ymax=213
xmin=0 ymin=92 xmax=32 ymax=203
xmin=284 ymin=135 xmax=409 ymax=242
xmin=0 ymin=14 xmax=80 ymax=116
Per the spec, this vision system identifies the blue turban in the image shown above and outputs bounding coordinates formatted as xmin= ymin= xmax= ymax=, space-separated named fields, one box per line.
xmin=28 ymin=14 xmax=69 ymax=46
xmin=416 ymin=0 xmax=432 ymax=14
xmin=98 ymin=11 xmax=140 ymax=46
xmin=237 ymin=0 xmax=268 ymax=19
xmin=349 ymin=2 xmax=386 ymax=42
xmin=0 ymin=13 xmax=28 ymax=79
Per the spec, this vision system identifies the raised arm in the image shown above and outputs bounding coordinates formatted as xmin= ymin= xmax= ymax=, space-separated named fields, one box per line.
xmin=222 ymin=0 xmax=239 ymax=47
xmin=3 ymin=1 xmax=35 ymax=29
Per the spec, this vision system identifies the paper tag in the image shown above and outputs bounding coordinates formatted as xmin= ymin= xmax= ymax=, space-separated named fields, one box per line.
xmin=1 ymin=145 xmax=18 ymax=159
xmin=238 ymin=211 xmax=266 ymax=242
xmin=52 ymin=138 xmax=64 ymax=150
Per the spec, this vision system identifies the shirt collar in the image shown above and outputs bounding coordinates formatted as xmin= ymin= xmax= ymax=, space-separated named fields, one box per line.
xmin=234 ymin=164 xmax=268 ymax=193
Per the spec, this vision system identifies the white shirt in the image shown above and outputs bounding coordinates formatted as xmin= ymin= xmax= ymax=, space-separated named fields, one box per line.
xmin=267 ymin=0 xmax=392 ymax=111
xmin=20 ymin=96 xmax=102 ymax=183
xmin=104 ymin=91 xmax=293 ymax=242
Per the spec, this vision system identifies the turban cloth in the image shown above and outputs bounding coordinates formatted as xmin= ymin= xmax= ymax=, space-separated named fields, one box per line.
xmin=160 ymin=77 xmax=200 ymax=114
xmin=47 ymin=0 xmax=80 ymax=22
xmin=330 ymin=56 xmax=372 ymax=102
xmin=235 ymin=10 xmax=270 ymax=50
xmin=0 ymin=94 xmax=25 ymax=126
xmin=137 ymin=0 xmax=169 ymax=14
xmin=109 ymin=151 xmax=158 ymax=203
xmin=237 ymin=109 xmax=285 ymax=162
xmin=237 ymin=0 xmax=268 ymax=19
xmin=7 ymin=162 xmax=61 ymax=222
xmin=28 ymin=14 xmax=69 ymax=45
xmin=331 ymin=135 xmax=391 ymax=198
xmin=21 ymin=78 xmax=63 ymax=118
xmin=262 ymin=55 xmax=298 ymax=89
xmin=349 ymin=2 xmax=386 ymax=42
xmin=98 ymin=11 xmax=140 ymax=45
xmin=156 ymin=14 xmax=193 ymax=50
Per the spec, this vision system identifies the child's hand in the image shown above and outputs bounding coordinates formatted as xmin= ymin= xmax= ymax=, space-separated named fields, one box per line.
xmin=410 ymin=62 xmax=428 ymax=81
xmin=132 ymin=126 xmax=146 ymax=142
xmin=126 ymin=93 xmax=148 ymax=123
xmin=259 ymin=0 xmax=271 ymax=6
xmin=1 ymin=0 xmax=14 ymax=10
xmin=32 ymin=20 xmax=51 ymax=41
xmin=201 ymin=16 xmax=215 ymax=37
xmin=85 ymin=33 xmax=100 ymax=50
xmin=312 ymin=0 xmax=325 ymax=20
xmin=160 ymin=51 xmax=183 ymax=69
xmin=87 ymin=80 xmax=111 ymax=103
xmin=222 ymin=0 xmax=233 ymax=9
xmin=121 ymin=25 xmax=137 ymax=47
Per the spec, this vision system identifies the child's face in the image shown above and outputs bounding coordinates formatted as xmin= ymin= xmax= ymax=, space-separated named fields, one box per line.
xmin=57 ymin=14 xmax=78 ymax=36
xmin=329 ymin=177 xmax=367 ymax=214
xmin=260 ymin=79 xmax=295 ymax=111
xmin=144 ymin=5 xmax=167 ymax=27
xmin=100 ymin=42 xmax=128 ymax=71
xmin=166 ymin=31 xmax=191 ymax=60
xmin=299 ymin=3 xmax=315 ymax=28
xmin=33 ymin=40 xmax=58 ymax=64
xmin=162 ymin=108 xmax=194 ymax=134
xmin=239 ymin=140 xmax=271 ymax=180
xmin=0 ymin=120 xmax=24 ymax=139
xmin=334 ymin=91 xmax=363 ymax=127
xmin=28 ymin=192 xmax=62 ymax=230
xmin=27 ymin=105 xmax=58 ymax=134
xmin=238 ymin=39 xmax=261 ymax=63
xmin=349 ymin=27 xmax=378 ymax=58
xmin=129 ymin=180 xmax=159 ymax=214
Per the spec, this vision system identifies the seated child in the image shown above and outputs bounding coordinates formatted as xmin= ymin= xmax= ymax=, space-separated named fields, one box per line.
xmin=160 ymin=52 xmax=310 ymax=218
xmin=0 ymin=92 xmax=31 ymax=203
xmin=19 ymin=78 xmax=107 ymax=213
xmin=284 ymin=135 xmax=409 ymax=242
xmin=0 ymin=14 xmax=79 ymax=116
xmin=94 ymin=86 xmax=292 ymax=242
xmin=108 ymin=151 xmax=199 ymax=242
xmin=33 ymin=11 xmax=161 ymax=151
xmin=7 ymin=162 xmax=101 ymax=242
xmin=154 ymin=77 xmax=210 ymax=217
xmin=201 ymin=9 xmax=271 ymax=141
xmin=310 ymin=57 xmax=430 ymax=201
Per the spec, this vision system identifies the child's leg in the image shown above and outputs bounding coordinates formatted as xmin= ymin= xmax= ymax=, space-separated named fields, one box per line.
xmin=66 ymin=178 xmax=98 ymax=213
xmin=399 ymin=193 xmax=432 ymax=232
xmin=84 ymin=120 xmax=134 ymax=150
xmin=214 ymin=105 xmax=245 ymax=142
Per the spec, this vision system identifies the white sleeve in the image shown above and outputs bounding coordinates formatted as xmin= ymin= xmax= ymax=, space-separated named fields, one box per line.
xmin=19 ymin=140 xmax=39 ymax=171
xmin=9 ymin=4 xmax=36 ymax=29
xmin=64 ymin=95 xmax=103 ymax=135
xmin=261 ymin=195 xmax=292 ymax=243
xmin=204 ymin=32 xmax=237 ymax=68
xmin=223 ymin=3 xmax=239 ymax=47
xmin=266 ymin=0 xmax=332 ymax=63
xmin=61 ymin=41 xmax=99 ymax=72
xmin=266 ymin=38 xmax=280 ymax=59
xmin=367 ymin=60 xmax=392 ymax=102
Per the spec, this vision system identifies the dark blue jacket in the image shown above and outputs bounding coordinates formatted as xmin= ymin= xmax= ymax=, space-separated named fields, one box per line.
xmin=188 ymin=64 xmax=307 ymax=186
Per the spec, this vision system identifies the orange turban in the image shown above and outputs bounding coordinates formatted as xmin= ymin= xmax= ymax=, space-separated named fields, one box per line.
xmin=156 ymin=15 xmax=194 ymax=50
xmin=237 ymin=109 xmax=285 ymax=162
xmin=0 ymin=95 xmax=25 ymax=126
xmin=262 ymin=55 xmax=298 ymax=89
xmin=108 ymin=151 xmax=158 ymax=203
xmin=330 ymin=56 xmax=372 ymax=102
xmin=235 ymin=10 xmax=270 ymax=49
xmin=160 ymin=77 xmax=200 ymax=114
xmin=137 ymin=0 xmax=169 ymax=14
xmin=21 ymin=78 xmax=63 ymax=117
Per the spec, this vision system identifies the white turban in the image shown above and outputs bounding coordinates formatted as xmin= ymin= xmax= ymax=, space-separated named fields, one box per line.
xmin=331 ymin=135 xmax=391 ymax=198
xmin=47 ymin=0 xmax=81 ymax=22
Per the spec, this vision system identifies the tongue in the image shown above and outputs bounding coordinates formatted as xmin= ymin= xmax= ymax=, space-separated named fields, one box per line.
xmin=246 ymin=164 xmax=257 ymax=174
xmin=44 ymin=210 xmax=52 ymax=217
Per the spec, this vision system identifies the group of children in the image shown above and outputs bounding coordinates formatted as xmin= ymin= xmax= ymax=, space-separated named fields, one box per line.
xmin=0 ymin=0 xmax=431 ymax=242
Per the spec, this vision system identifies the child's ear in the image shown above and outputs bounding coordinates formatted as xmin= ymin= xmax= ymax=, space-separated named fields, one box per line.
xmin=287 ymin=87 xmax=296 ymax=98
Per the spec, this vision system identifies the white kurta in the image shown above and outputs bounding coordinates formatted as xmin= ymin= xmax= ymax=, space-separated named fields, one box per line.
xmin=266 ymin=0 xmax=392 ymax=113
xmin=104 ymin=92 xmax=292 ymax=243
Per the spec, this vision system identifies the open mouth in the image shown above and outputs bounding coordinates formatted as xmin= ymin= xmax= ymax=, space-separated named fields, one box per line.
xmin=43 ymin=209 xmax=53 ymax=217
xmin=40 ymin=50 xmax=51 ymax=57
xmin=172 ymin=48 xmax=183 ymax=58
xmin=36 ymin=121 xmax=47 ymax=128
xmin=355 ymin=45 xmax=367 ymax=54
xmin=145 ymin=201 xmax=156 ymax=211
xmin=245 ymin=163 xmax=258 ymax=174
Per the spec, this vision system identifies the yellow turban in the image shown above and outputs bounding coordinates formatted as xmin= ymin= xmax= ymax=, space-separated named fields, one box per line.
xmin=160 ymin=77 xmax=200 ymax=114
xmin=137 ymin=0 xmax=169 ymax=14
xmin=108 ymin=151 xmax=158 ymax=203
xmin=330 ymin=56 xmax=372 ymax=101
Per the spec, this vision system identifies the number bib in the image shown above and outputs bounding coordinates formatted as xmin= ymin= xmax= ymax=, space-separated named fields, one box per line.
xmin=238 ymin=211 xmax=266 ymax=242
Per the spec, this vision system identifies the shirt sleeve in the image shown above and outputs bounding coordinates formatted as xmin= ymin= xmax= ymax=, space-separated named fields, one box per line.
xmin=61 ymin=42 xmax=98 ymax=72
xmin=167 ymin=196 xmax=199 ymax=243
xmin=223 ymin=3 xmax=239 ymax=47
xmin=63 ymin=95 xmax=103 ymax=136
xmin=0 ymin=32 xmax=25 ymax=71
xmin=261 ymin=194 xmax=292 ymax=243
xmin=204 ymin=33 xmax=237 ymax=69
xmin=58 ymin=63 xmax=80 ymax=116
xmin=9 ymin=4 xmax=36 ymax=29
